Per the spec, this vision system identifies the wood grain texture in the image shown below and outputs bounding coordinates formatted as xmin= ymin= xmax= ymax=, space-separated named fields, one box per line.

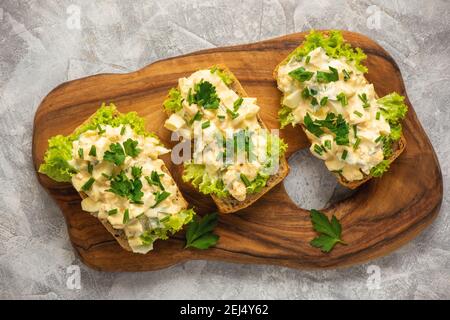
xmin=32 ymin=31 xmax=443 ymax=271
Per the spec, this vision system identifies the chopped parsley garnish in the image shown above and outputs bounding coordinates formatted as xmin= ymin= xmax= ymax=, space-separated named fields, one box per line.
xmin=151 ymin=191 xmax=171 ymax=208
xmin=343 ymin=69 xmax=351 ymax=81
xmin=78 ymin=148 xmax=84 ymax=159
xmin=88 ymin=145 xmax=97 ymax=157
xmin=189 ymin=111 xmax=203 ymax=125
xmin=107 ymin=170 xmax=144 ymax=204
xmin=108 ymin=209 xmax=118 ymax=216
xmin=202 ymin=121 xmax=211 ymax=129
xmin=193 ymin=80 xmax=220 ymax=109
xmin=341 ymin=149 xmax=348 ymax=160
xmin=288 ymin=67 xmax=314 ymax=82
xmin=304 ymin=113 xmax=324 ymax=137
xmin=311 ymin=97 xmax=319 ymax=106
xmin=316 ymin=66 xmax=339 ymax=83
xmin=104 ymin=143 xmax=126 ymax=166
xmin=301 ymin=87 xmax=311 ymax=99
xmin=353 ymin=110 xmax=363 ymax=118
xmin=131 ymin=166 xmax=142 ymax=179
xmin=309 ymin=209 xmax=346 ymax=253
xmin=146 ymin=171 xmax=165 ymax=190
xmin=320 ymin=96 xmax=328 ymax=106
xmin=87 ymin=162 xmax=93 ymax=174
xmin=240 ymin=174 xmax=251 ymax=187
xmin=81 ymin=177 xmax=95 ymax=191
xmin=358 ymin=93 xmax=370 ymax=108
xmin=310 ymin=88 xmax=318 ymax=95
xmin=123 ymin=139 xmax=142 ymax=158
xmin=336 ymin=92 xmax=348 ymax=107
xmin=314 ymin=113 xmax=350 ymax=146
xmin=123 ymin=209 xmax=129 ymax=224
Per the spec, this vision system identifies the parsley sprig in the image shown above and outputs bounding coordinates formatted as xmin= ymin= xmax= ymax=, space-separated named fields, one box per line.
xmin=185 ymin=212 xmax=219 ymax=249
xmin=107 ymin=169 xmax=144 ymax=204
xmin=309 ymin=209 xmax=346 ymax=253
xmin=192 ymin=80 xmax=220 ymax=109
xmin=145 ymin=171 xmax=165 ymax=190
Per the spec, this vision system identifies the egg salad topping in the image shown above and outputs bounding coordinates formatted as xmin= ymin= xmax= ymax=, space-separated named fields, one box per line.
xmin=277 ymin=47 xmax=397 ymax=181
xmin=163 ymin=68 xmax=286 ymax=201
xmin=68 ymin=124 xmax=193 ymax=253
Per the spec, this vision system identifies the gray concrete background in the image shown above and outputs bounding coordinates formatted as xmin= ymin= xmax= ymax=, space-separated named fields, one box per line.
xmin=0 ymin=0 xmax=449 ymax=299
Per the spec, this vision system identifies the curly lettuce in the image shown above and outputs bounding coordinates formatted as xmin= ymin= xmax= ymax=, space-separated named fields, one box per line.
xmin=210 ymin=65 xmax=234 ymax=86
xmin=288 ymin=30 xmax=368 ymax=73
xmin=163 ymin=88 xmax=183 ymax=113
xmin=182 ymin=163 xmax=229 ymax=198
xmin=39 ymin=103 xmax=159 ymax=182
xmin=139 ymin=208 xmax=195 ymax=246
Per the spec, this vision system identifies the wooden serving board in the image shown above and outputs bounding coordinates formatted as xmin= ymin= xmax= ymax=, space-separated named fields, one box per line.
xmin=33 ymin=31 xmax=443 ymax=271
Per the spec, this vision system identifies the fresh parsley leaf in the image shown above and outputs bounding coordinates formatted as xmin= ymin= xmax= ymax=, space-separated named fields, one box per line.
xmin=88 ymin=145 xmax=97 ymax=157
xmin=320 ymin=96 xmax=328 ymax=106
xmin=123 ymin=138 xmax=142 ymax=158
xmin=311 ymin=97 xmax=319 ymax=106
xmin=107 ymin=170 xmax=144 ymax=204
xmin=185 ymin=212 xmax=219 ymax=250
xmin=309 ymin=209 xmax=346 ymax=253
xmin=301 ymin=87 xmax=310 ymax=99
xmin=104 ymin=143 xmax=125 ymax=166
xmin=129 ymin=178 xmax=144 ymax=204
xmin=314 ymin=113 xmax=349 ymax=146
xmin=145 ymin=171 xmax=165 ymax=190
xmin=131 ymin=166 xmax=142 ymax=179
xmin=289 ymin=67 xmax=314 ymax=82
xmin=81 ymin=177 xmax=95 ymax=191
xmin=316 ymin=66 xmax=339 ymax=83
xmin=151 ymin=191 xmax=171 ymax=208
xmin=193 ymin=80 xmax=220 ymax=109
xmin=78 ymin=148 xmax=84 ymax=159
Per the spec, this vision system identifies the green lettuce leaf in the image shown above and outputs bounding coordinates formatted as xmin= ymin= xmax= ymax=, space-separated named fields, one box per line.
xmin=210 ymin=65 xmax=234 ymax=86
xmin=278 ymin=104 xmax=296 ymax=128
xmin=182 ymin=163 xmax=229 ymax=198
xmin=163 ymin=88 xmax=183 ymax=112
xmin=140 ymin=208 xmax=195 ymax=245
xmin=38 ymin=135 xmax=77 ymax=182
xmin=39 ymin=103 xmax=160 ymax=182
xmin=370 ymin=160 xmax=390 ymax=177
xmin=378 ymin=92 xmax=408 ymax=125
xmin=288 ymin=30 xmax=368 ymax=73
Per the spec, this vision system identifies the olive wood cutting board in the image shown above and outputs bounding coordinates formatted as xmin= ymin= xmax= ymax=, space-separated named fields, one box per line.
xmin=32 ymin=31 xmax=443 ymax=271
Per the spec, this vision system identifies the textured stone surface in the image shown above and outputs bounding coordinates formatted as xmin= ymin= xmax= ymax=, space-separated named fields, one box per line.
xmin=0 ymin=0 xmax=449 ymax=299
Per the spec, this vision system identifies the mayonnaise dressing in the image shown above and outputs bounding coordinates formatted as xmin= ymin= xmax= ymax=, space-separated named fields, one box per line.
xmin=277 ymin=47 xmax=390 ymax=181
xmin=68 ymin=124 xmax=187 ymax=253
xmin=164 ymin=69 xmax=277 ymax=201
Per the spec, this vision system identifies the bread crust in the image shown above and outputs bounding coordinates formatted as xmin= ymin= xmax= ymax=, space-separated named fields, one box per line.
xmin=163 ymin=64 xmax=289 ymax=213
xmin=75 ymin=109 xmax=188 ymax=252
xmin=273 ymin=35 xmax=406 ymax=189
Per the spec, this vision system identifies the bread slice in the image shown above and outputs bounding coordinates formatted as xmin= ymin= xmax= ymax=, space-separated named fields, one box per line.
xmin=273 ymin=35 xmax=406 ymax=189
xmin=163 ymin=64 xmax=289 ymax=213
xmin=74 ymin=108 xmax=189 ymax=252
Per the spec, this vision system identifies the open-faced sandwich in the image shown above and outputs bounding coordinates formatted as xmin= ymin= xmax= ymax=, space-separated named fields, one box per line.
xmin=274 ymin=30 xmax=408 ymax=188
xmin=162 ymin=65 xmax=289 ymax=213
xmin=39 ymin=104 xmax=195 ymax=253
